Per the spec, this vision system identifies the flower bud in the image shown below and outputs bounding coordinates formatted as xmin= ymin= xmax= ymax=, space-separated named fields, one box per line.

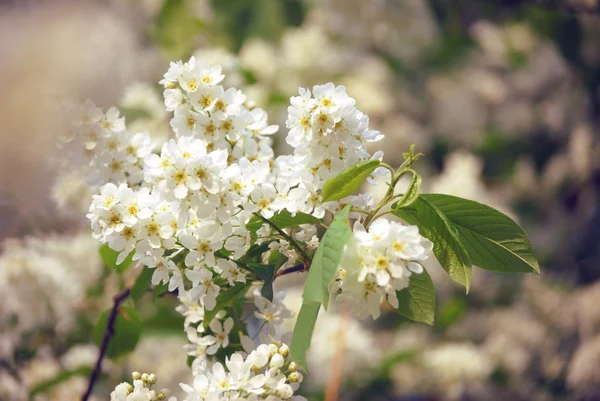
xmin=288 ymin=361 xmax=298 ymax=372
xmin=148 ymin=373 xmax=157 ymax=385
xmin=141 ymin=373 xmax=149 ymax=383
xmin=270 ymin=353 xmax=285 ymax=369
xmin=132 ymin=372 xmax=141 ymax=380
xmin=278 ymin=344 xmax=289 ymax=357
xmin=287 ymin=372 xmax=303 ymax=383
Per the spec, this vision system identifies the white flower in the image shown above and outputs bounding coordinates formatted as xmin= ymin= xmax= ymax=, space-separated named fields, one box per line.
xmin=249 ymin=183 xmax=278 ymax=218
xmin=333 ymin=218 xmax=432 ymax=319
xmin=207 ymin=317 xmax=234 ymax=354
xmin=185 ymin=268 xmax=220 ymax=309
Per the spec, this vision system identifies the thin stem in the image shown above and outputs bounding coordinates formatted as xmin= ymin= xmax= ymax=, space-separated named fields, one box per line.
xmin=81 ymin=287 xmax=131 ymax=401
xmin=379 ymin=162 xmax=396 ymax=176
xmin=229 ymin=306 xmax=245 ymax=339
xmin=254 ymin=213 xmax=311 ymax=264
xmin=252 ymin=321 xmax=268 ymax=340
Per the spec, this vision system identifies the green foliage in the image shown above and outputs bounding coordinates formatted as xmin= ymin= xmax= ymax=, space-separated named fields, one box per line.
xmin=396 ymin=269 xmax=436 ymax=325
xmin=211 ymin=0 xmax=306 ymax=51
xmin=99 ymin=244 xmax=133 ymax=274
xmin=202 ymin=282 xmax=250 ymax=330
xmin=437 ymin=296 xmax=468 ymax=330
xmin=247 ymin=262 xmax=278 ymax=302
xmin=246 ymin=210 xmax=320 ymax=234
xmin=392 ymin=170 xmax=421 ymax=210
xmin=421 ymin=194 xmax=539 ymax=274
xmin=93 ymin=306 xmax=142 ymax=359
xmin=321 ymin=160 xmax=381 ymax=202
xmin=29 ymin=367 xmax=92 ymax=396
xmin=130 ymin=267 xmax=154 ymax=302
xmin=302 ymin=204 xmax=352 ymax=308
xmin=394 ymin=194 xmax=539 ymax=293
xmin=393 ymin=197 xmax=473 ymax=291
xmin=290 ymin=301 xmax=320 ymax=370
xmin=153 ymin=0 xmax=205 ymax=58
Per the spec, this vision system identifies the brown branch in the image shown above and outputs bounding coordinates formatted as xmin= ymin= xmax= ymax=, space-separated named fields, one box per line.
xmin=275 ymin=263 xmax=306 ymax=277
xmin=81 ymin=287 xmax=131 ymax=401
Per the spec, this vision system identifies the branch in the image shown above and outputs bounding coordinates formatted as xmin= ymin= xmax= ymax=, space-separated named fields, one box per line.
xmin=275 ymin=263 xmax=305 ymax=277
xmin=81 ymin=287 xmax=131 ymax=401
xmin=254 ymin=213 xmax=312 ymax=264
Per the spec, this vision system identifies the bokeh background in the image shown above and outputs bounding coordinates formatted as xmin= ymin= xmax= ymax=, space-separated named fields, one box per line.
xmin=1 ymin=0 xmax=600 ymax=400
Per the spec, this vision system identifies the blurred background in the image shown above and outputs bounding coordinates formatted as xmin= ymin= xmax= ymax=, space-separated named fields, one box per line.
xmin=1 ymin=0 xmax=600 ymax=400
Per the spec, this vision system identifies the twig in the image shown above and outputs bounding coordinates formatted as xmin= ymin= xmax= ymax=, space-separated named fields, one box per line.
xmin=254 ymin=213 xmax=312 ymax=264
xmin=275 ymin=263 xmax=305 ymax=277
xmin=81 ymin=287 xmax=131 ymax=401
xmin=0 ymin=359 xmax=21 ymax=383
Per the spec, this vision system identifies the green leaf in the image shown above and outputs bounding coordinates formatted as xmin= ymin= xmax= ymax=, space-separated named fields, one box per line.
xmin=290 ymin=301 xmax=320 ymax=370
xmin=130 ymin=267 xmax=153 ymax=302
xmin=396 ymin=269 xmax=435 ymax=325
xmin=420 ymin=194 xmax=539 ymax=274
xmin=153 ymin=282 xmax=169 ymax=300
xmin=93 ymin=306 xmax=141 ymax=359
xmin=99 ymin=244 xmax=133 ymax=274
xmin=392 ymin=170 xmax=421 ymax=209
xmin=393 ymin=197 xmax=472 ymax=291
xmin=321 ymin=160 xmax=381 ymax=202
xmin=29 ymin=367 xmax=92 ymax=396
xmin=246 ymin=210 xmax=320 ymax=234
xmin=302 ymin=204 xmax=352 ymax=308
xmin=203 ymin=282 xmax=250 ymax=330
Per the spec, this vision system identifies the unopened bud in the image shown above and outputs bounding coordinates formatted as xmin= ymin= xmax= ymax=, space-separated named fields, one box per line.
xmin=132 ymin=372 xmax=141 ymax=380
xmin=270 ymin=353 xmax=285 ymax=369
xmin=156 ymin=391 xmax=166 ymax=400
xmin=288 ymin=372 xmax=303 ymax=383
xmin=141 ymin=373 xmax=149 ymax=383
xmin=148 ymin=373 xmax=157 ymax=385
xmin=288 ymin=361 xmax=298 ymax=372
xmin=278 ymin=344 xmax=289 ymax=357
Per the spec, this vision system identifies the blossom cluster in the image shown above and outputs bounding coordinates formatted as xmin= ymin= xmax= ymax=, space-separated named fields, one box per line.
xmin=180 ymin=342 xmax=305 ymax=401
xmin=111 ymin=372 xmax=175 ymax=401
xmin=333 ymin=219 xmax=433 ymax=319
xmin=161 ymin=56 xmax=277 ymax=162
xmin=60 ymin=101 xmax=155 ymax=189
xmin=86 ymin=57 xmax=386 ymax=313
xmin=180 ymin=287 xmax=294 ymax=376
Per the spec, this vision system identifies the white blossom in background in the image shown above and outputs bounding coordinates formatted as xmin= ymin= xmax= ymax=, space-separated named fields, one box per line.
xmin=0 ymin=234 xmax=103 ymax=335
xmin=332 ymin=218 xmax=433 ymax=319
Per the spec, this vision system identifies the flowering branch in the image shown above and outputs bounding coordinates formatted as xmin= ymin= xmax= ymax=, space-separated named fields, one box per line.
xmin=81 ymin=287 xmax=131 ymax=401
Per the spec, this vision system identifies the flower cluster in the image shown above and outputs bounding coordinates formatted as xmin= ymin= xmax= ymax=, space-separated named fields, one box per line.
xmin=161 ymin=56 xmax=276 ymax=162
xmin=278 ymin=83 xmax=386 ymax=216
xmin=332 ymin=218 xmax=433 ymax=319
xmin=180 ymin=287 xmax=295 ymax=376
xmin=180 ymin=342 xmax=305 ymax=401
xmin=60 ymin=101 xmax=155 ymax=189
xmin=111 ymin=372 xmax=176 ymax=401
xmin=86 ymin=57 xmax=387 ymax=314
xmin=86 ymin=55 xmax=435 ymax=401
